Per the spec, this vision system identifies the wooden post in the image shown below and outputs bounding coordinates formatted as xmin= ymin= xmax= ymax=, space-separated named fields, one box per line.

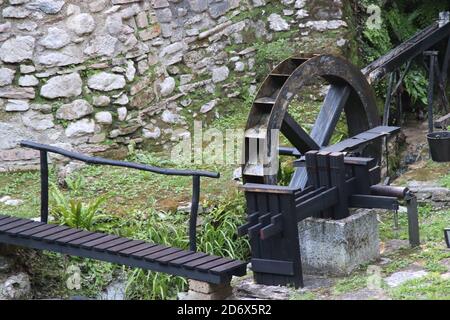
xmin=329 ymin=152 xmax=349 ymax=219
xmin=317 ymin=151 xmax=332 ymax=218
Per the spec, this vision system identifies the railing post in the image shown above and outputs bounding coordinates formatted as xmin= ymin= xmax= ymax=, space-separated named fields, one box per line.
xmin=405 ymin=192 xmax=420 ymax=247
xmin=189 ymin=175 xmax=201 ymax=252
xmin=425 ymin=51 xmax=438 ymax=134
xmin=40 ymin=150 xmax=49 ymax=223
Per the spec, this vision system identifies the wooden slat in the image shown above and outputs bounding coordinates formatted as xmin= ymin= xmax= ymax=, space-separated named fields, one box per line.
xmin=144 ymin=248 xmax=183 ymax=261
xmin=157 ymin=250 xmax=194 ymax=263
xmin=0 ymin=215 xmax=11 ymax=221
xmin=196 ymin=258 xmax=232 ymax=271
xmin=169 ymin=252 xmax=208 ymax=266
xmin=132 ymin=245 xmax=168 ymax=258
xmin=6 ymin=221 xmax=43 ymax=235
xmin=106 ymin=240 xmax=146 ymax=253
xmin=352 ymin=131 xmax=381 ymax=141
xmin=19 ymin=224 xmax=57 ymax=237
xmin=94 ymin=238 xmax=131 ymax=251
xmin=254 ymin=97 xmax=275 ymax=104
xmin=296 ymin=187 xmax=339 ymax=221
xmin=118 ymin=243 xmax=157 ymax=256
xmin=55 ymin=231 xmax=92 ymax=244
xmin=44 ymin=228 xmax=83 ymax=241
xmin=295 ymin=187 xmax=326 ymax=204
xmin=366 ymin=125 xmax=400 ymax=135
xmin=0 ymin=219 xmax=33 ymax=231
xmin=0 ymin=217 xmax=21 ymax=227
xmin=294 ymin=185 xmax=314 ymax=197
xmin=184 ymin=255 xmax=221 ymax=269
xmin=68 ymin=233 xmax=107 ymax=246
xmin=32 ymin=225 xmax=70 ymax=238
xmin=251 ymin=258 xmax=294 ymax=276
xmin=81 ymin=234 xmax=119 ymax=248
xmin=210 ymin=260 xmax=246 ymax=274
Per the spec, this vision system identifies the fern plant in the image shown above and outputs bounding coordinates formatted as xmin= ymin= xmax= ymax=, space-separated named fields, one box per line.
xmin=50 ymin=184 xmax=107 ymax=231
xmin=403 ymin=68 xmax=429 ymax=105
xmin=65 ymin=175 xmax=86 ymax=196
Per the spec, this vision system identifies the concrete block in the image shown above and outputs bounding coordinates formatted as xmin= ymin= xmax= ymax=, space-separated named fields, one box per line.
xmin=188 ymin=279 xmax=229 ymax=294
xmin=182 ymin=280 xmax=233 ymax=300
xmin=298 ymin=209 xmax=380 ymax=276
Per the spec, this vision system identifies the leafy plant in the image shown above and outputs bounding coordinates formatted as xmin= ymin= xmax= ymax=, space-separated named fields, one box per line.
xmin=50 ymin=184 xmax=107 ymax=231
xmin=65 ymin=175 xmax=86 ymax=196
xmin=198 ymin=192 xmax=249 ymax=260
xmin=121 ymin=191 xmax=249 ymax=300
xmin=403 ymin=68 xmax=428 ymax=105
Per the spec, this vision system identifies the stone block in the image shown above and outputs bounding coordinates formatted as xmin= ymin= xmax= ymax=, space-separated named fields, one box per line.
xmin=182 ymin=280 xmax=233 ymax=300
xmin=188 ymin=279 xmax=229 ymax=294
xmin=298 ymin=210 xmax=380 ymax=275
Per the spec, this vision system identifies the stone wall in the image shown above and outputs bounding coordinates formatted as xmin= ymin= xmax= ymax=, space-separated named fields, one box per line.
xmin=0 ymin=0 xmax=351 ymax=171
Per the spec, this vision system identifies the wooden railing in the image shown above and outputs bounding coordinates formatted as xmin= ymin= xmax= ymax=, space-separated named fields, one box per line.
xmin=20 ymin=140 xmax=220 ymax=252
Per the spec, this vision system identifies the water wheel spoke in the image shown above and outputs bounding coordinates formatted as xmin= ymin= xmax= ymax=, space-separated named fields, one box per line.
xmin=310 ymin=84 xmax=351 ymax=147
xmin=290 ymin=84 xmax=351 ymax=188
xmin=281 ymin=113 xmax=319 ymax=154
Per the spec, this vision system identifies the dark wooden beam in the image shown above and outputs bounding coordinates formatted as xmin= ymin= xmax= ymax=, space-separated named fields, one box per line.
xmin=349 ymin=195 xmax=399 ymax=210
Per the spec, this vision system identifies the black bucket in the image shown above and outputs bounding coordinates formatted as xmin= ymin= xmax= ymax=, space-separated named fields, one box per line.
xmin=427 ymin=131 xmax=450 ymax=162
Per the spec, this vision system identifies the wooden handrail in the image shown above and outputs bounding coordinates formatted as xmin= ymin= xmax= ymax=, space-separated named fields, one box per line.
xmin=20 ymin=140 xmax=220 ymax=252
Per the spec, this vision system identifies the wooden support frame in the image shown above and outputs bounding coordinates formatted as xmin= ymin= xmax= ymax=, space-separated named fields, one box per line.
xmin=241 ymin=188 xmax=304 ymax=287
xmin=241 ymin=149 xmax=421 ymax=288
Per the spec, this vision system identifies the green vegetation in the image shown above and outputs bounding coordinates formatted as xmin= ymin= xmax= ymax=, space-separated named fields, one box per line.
xmin=389 ymin=273 xmax=450 ymax=300
xmin=440 ymin=173 xmax=450 ymax=188
xmin=254 ymin=36 xmax=297 ymax=79
xmin=332 ymin=273 xmax=369 ymax=295
xmin=359 ymin=0 xmax=450 ymax=116
xmin=50 ymin=185 xmax=107 ymax=231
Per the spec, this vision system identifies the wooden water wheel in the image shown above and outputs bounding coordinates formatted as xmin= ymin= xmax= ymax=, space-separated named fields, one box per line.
xmin=242 ymin=54 xmax=381 ymax=188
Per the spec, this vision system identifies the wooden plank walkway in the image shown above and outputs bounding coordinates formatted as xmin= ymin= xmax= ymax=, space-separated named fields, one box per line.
xmin=0 ymin=215 xmax=246 ymax=284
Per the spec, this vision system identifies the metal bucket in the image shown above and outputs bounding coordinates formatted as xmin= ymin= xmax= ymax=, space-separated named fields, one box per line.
xmin=427 ymin=131 xmax=450 ymax=162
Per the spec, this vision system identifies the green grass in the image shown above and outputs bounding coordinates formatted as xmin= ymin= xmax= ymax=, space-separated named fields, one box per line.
xmin=0 ymin=170 xmax=42 ymax=219
xmin=332 ymin=273 xmax=369 ymax=295
xmin=290 ymin=291 xmax=317 ymax=300
xmin=389 ymin=273 xmax=450 ymax=300
xmin=440 ymin=173 xmax=450 ymax=188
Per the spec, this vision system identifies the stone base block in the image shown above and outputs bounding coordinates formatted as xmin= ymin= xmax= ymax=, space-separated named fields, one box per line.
xmin=298 ymin=210 xmax=380 ymax=276
xmin=179 ymin=280 xmax=233 ymax=300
